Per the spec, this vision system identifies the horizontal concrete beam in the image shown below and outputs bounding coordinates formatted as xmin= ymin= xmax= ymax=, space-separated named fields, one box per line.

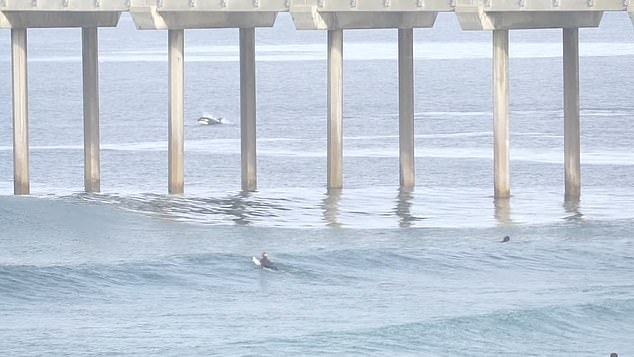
xmin=0 ymin=11 xmax=120 ymax=28
xmin=292 ymin=0 xmax=453 ymax=12
xmin=0 ymin=0 xmax=629 ymax=30
xmin=289 ymin=0 xmax=451 ymax=30
xmin=0 ymin=0 xmax=128 ymax=11
xmin=456 ymin=7 xmax=602 ymax=29
xmin=290 ymin=7 xmax=439 ymax=29
xmin=129 ymin=6 xmax=277 ymax=29
xmin=157 ymin=0 xmax=288 ymax=11
xmin=457 ymin=0 xmax=625 ymax=12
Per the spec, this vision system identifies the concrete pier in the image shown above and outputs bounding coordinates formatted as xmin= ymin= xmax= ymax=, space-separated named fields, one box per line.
xmin=168 ymin=29 xmax=185 ymax=194
xmin=240 ymin=27 xmax=257 ymax=192
xmin=563 ymin=27 xmax=581 ymax=200
xmin=11 ymin=28 xmax=29 ymax=195
xmin=327 ymin=29 xmax=344 ymax=189
xmin=0 ymin=1 xmax=624 ymax=197
xmin=82 ymin=27 xmax=101 ymax=193
xmin=493 ymin=29 xmax=510 ymax=199
xmin=398 ymin=28 xmax=415 ymax=189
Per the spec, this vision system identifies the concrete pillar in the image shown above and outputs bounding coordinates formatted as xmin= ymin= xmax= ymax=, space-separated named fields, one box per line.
xmin=240 ymin=27 xmax=257 ymax=192
xmin=168 ymin=29 xmax=184 ymax=194
xmin=398 ymin=28 xmax=415 ymax=189
xmin=563 ymin=196 xmax=580 ymax=216
xmin=563 ymin=28 xmax=581 ymax=200
xmin=493 ymin=29 xmax=510 ymax=199
xmin=327 ymin=29 xmax=343 ymax=189
xmin=11 ymin=28 xmax=29 ymax=195
xmin=82 ymin=27 xmax=101 ymax=193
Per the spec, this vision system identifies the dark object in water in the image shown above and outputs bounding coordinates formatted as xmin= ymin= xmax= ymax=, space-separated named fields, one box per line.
xmin=501 ymin=235 xmax=510 ymax=243
xmin=254 ymin=252 xmax=278 ymax=270
xmin=610 ymin=353 xmax=618 ymax=357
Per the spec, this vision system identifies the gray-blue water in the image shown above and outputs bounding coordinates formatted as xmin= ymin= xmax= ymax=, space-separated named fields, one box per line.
xmin=1 ymin=12 xmax=634 ymax=355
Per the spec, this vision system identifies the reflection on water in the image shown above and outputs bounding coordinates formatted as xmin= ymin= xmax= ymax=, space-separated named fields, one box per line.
xmin=73 ymin=191 xmax=293 ymax=227
xmin=494 ymin=198 xmax=512 ymax=226
xmin=322 ymin=189 xmax=342 ymax=228
xmin=65 ymin=186 xmax=634 ymax=229
xmin=230 ymin=191 xmax=253 ymax=226
xmin=394 ymin=188 xmax=415 ymax=228
xmin=563 ymin=197 xmax=583 ymax=221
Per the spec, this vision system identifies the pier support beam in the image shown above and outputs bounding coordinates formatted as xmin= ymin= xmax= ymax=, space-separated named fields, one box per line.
xmin=327 ymin=29 xmax=343 ymax=189
xmin=168 ymin=29 xmax=184 ymax=194
xmin=12 ymin=28 xmax=29 ymax=195
xmin=563 ymin=27 xmax=581 ymax=200
xmin=398 ymin=28 xmax=415 ymax=189
xmin=240 ymin=27 xmax=257 ymax=192
xmin=493 ymin=29 xmax=510 ymax=199
xmin=82 ymin=27 xmax=101 ymax=193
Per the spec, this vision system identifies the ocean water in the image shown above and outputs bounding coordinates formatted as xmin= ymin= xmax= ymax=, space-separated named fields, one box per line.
xmin=1 ymin=12 xmax=634 ymax=356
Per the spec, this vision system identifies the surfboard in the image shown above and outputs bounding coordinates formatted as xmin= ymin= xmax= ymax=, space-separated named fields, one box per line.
xmin=253 ymin=256 xmax=278 ymax=271
xmin=252 ymin=256 xmax=261 ymax=266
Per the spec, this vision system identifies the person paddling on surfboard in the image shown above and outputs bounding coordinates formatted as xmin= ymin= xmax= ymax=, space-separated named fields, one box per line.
xmin=258 ymin=252 xmax=276 ymax=270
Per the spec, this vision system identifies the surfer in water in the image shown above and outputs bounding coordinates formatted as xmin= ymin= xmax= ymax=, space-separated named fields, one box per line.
xmin=258 ymin=252 xmax=276 ymax=270
xmin=502 ymin=235 xmax=510 ymax=243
